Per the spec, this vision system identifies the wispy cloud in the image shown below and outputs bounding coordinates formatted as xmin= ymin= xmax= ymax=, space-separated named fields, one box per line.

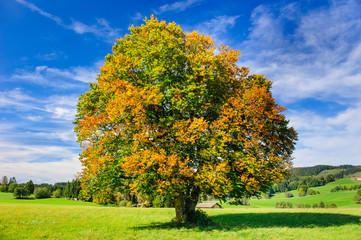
xmin=15 ymin=0 xmax=62 ymax=24
xmin=0 ymin=139 xmax=80 ymax=183
xmin=194 ymin=15 xmax=239 ymax=38
xmin=238 ymin=1 xmax=361 ymax=166
xmin=183 ymin=15 xmax=240 ymax=45
xmin=11 ymin=62 xmax=101 ymax=87
xmin=155 ymin=0 xmax=202 ymax=14
xmin=15 ymin=0 xmax=120 ymax=42
xmin=0 ymin=88 xmax=81 ymax=183
xmin=45 ymin=95 xmax=79 ymax=121
xmin=131 ymin=12 xmax=144 ymax=22
xmin=289 ymin=103 xmax=361 ymax=167
xmin=239 ymin=1 xmax=361 ymax=103
xmin=35 ymin=51 xmax=67 ymax=61
xmin=0 ymin=88 xmax=43 ymax=111
xmin=0 ymin=88 xmax=79 ymax=126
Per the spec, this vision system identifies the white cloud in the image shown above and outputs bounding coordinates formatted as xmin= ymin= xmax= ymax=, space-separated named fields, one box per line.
xmin=237 ymin=1 xmax=361 ymax=167
xmin=155 ymin=0 xmax=202 ymax=14
xmin=15 ymin=0 xmax=62 ymax=25
xmin=0 ymin=143 xmax=81 ymax=184
xmin=26 ymin=115 xmax=44 ymax=122
xmin=0 ymin=88 xmax=43 ymax=111
xmin=35 ymin=51 xmax=67 ymax=61
xmin=131 ymin=12 xmax=143 ymax=22
xmin=11 ymin=62 xmax=100 ymax=87
xmin=290 ymin=104 xmax=361 ymax=166
xmin=185 ymin=15 xmax=240 ymax=45
xmin=45 ymin=95 xmax=78 ymax=121
xmin=195 ymin=15 xmax=239 ymax=37
xmin=32 ymin=129 xmax=76 ymax=142
xmin=15 ymin=0 xmax=120 ymax=43
xmin=0 ymin=123 xmax=16 ymax=133
xmin=0 ymin=123 xmax=80 ymax=183
xmin=0 ymin=88 xmax=80 ymax=126
xmin=68 ymin=18 xmax=120 ymax=43
xmin=240 ymin=1 xmax=361 ymax=103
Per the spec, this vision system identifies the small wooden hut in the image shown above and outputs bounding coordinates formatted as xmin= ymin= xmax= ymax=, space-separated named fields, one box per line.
xmin=196 ymin=202 xmax=222 ymax=209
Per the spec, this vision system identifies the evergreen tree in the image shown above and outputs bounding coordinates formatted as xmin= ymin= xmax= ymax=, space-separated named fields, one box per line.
xmin=8 ymin=177 xmax=17 ymax=184
xmin=64 ymin=181 xmax=71 ymax=198
xmin=25 ymin=180 xmax=35 ymax=194
xmin=1 ymin=176 xmax=8 ymax=185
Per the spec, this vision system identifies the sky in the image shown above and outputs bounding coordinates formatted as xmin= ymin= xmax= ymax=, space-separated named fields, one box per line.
xmin=0 ymin=0 xmax=360 ymax=184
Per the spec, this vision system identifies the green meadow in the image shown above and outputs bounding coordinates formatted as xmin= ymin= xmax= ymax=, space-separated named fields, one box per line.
xmin=1 ymin=178 xmax=360 ymax=239
xmin=1 ymin=202 xmax=360 ymax=239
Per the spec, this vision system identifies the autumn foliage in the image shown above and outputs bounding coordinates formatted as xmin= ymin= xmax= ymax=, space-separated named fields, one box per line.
xmin=74 ymin=16 xmax=297 ymax=222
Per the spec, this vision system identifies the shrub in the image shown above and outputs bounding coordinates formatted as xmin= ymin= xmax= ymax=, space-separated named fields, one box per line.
xmin=275 ymin=201 xmax=293 ymax=208
xmin=304 ymin=203 xmax=311 ymax=208
xmin=115 ymin=192 xmax=122 ymax=205
xmin=119 ymin=200 xmax=126 ymax=206
xmin=34 ymin=187 xmax=51 ymax=199
xmin=0 ymin=185 xmax=8 ymax=192
xmin=353 ymin=195 xmax=361 ymax=204
xmin=126 ymin=201 xmax=133 ymax=207
xmin=307 ymin=189 xmax=316 ymax=195
xmin=319 ymin=201 xmax=325 ymax=208
xmin=52 ymin=189 xmax=62 ymax=198
xmin=330 ymin=203 xmax=337 ymax=208
xmin=312 ymin=203 xmax=318 ymax=208
xmin=357 ymin=189 xmax=361 ymax=196
xmin=153 ymin=194 xmax=165 ymax=208
xmin=181 ymin=210 xmax=213 ymax=226
xmin=13 ymin=187 xmax=30 ymax=199
xmin=285 ymin=192 xmax=294 ymax=198
xmin=141 ymin=201 xmax=151 ymax=208
xmin=263 ymin=191 xmax=271 ymax=199
xmin=8 ymin=183 xmax=18 ymax=193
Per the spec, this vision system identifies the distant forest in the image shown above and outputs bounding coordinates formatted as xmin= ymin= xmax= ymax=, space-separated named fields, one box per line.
xmin=1 ymin=165 xmax=360 ymax=204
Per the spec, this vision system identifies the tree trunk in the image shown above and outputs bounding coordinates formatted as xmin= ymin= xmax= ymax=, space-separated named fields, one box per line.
xmin=174 ymin=187 xmax=200 ymax=223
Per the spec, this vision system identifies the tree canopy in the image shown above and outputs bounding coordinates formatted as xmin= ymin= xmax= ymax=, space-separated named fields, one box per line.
xmin=74 ymin=16 xmax=297 ymax=222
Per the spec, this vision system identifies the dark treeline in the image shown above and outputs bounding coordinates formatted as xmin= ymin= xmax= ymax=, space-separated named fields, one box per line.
xmin=1 ymin=164 xmax=360 ymax=205
xmin=0 ymin=176 xmax=81 ymax=200
xmin=291 ymin=165 xmax=361 ymax=177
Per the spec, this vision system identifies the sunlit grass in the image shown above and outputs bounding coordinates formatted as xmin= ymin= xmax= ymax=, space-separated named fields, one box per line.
xmin=0 ymin=178 xmax=360 ymax=239
xmin=0 ymin=203 xmax=360 ymax=239
xmin=0 ymin=193 xmax=100 ymax=207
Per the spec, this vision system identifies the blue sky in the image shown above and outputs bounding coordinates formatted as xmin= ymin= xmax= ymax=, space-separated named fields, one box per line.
xmin=1 ymin=0 xmax=360 ymax=183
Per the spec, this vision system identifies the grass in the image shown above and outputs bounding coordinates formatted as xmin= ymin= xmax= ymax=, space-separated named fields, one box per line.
xmin=0 ymin=203 xmax=360 ymax=239
xmin=0 ymin=192 xmax=100 ymax=206
xmin=229 ymin=178 xmax=361 ymax=208
xmin=1 ymin=177 xmax=360 ymax=239
xmin=347 ymin=171 xmax=361 ymax=177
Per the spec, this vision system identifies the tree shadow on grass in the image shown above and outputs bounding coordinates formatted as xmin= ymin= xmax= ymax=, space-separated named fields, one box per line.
xmin=133 ymin=212 xmax=360 ymax=231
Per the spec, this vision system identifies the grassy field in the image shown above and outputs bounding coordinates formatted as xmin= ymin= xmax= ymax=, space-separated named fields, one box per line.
xmin=0 ymin=203 xmax=360 ymax=240
xmin=0 ymin=178 xmax=360 ymax=239
xmin=0 ymin=192 xmax=100 ymax=207
xmin=217 ymin=178 xmax=361 ymax=208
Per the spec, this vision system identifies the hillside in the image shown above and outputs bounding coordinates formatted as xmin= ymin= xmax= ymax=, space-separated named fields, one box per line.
xmin=291 ymin=165 xmax=361 ymax=178
xmin=247 ymin=178 xmax=361 ymax=208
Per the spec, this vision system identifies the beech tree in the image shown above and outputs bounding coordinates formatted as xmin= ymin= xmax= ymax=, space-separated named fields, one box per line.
xmin=74 ymin=16 xmax=297 ymax=222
